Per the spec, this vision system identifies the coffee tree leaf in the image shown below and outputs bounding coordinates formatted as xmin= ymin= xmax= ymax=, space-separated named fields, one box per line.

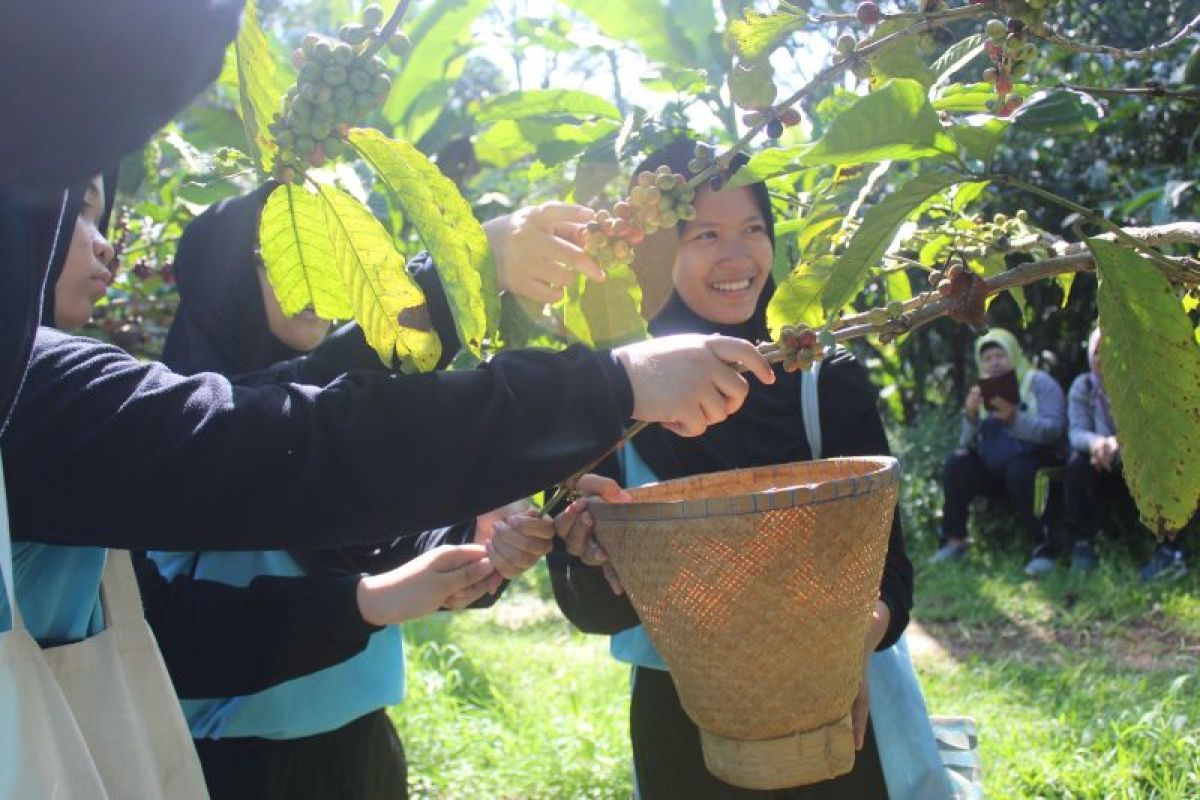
xmin=767 ymin=258 xmax=834 ymax=338
xmin=729 ymin=9 xmax=805 ymax=62
xmin=562 ymin=263 xmax=647 ymax=348
xmin=1093 ymin=238 xmax=1200 ymax=534
xmin=317 ymin=183 xmax=442 ymax=372
xmin=728 ymin=58 xmax=778 ymax=110
xmin=476 ymin=90 xmax=621 ymax=123
xmin=350 ymin=129 xmax=497 ymax=358
xmin=1011 ymin=89 xmax=1103 ymax=136
xmin=260 ymin=183 xmax=353 ymax=320
xmin=234 ymin=0 xmax=292 ymax=172
xmin=822 ymin=167 xmax=964 ymax=314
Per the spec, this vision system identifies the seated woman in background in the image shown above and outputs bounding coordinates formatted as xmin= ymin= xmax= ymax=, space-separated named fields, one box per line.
xmin=1064 ymin=328 xmax=1188 ymax=580
xmin=930 ymin=329 xmax=1066 ymax=576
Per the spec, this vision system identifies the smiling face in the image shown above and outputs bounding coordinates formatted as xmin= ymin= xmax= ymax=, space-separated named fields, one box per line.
xmin=671 ymin=185 xmax=772 ymax=324
xmin=54 ymin=174 xmax=115 ymax=329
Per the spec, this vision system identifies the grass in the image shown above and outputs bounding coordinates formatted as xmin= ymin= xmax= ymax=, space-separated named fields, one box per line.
xmin=392 ymin=412 xmax=1200 ymax=799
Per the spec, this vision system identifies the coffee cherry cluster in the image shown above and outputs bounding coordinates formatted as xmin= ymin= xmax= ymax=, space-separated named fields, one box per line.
xmin=778 ymin=324 xmax=836 ymax=373
xmin=981 ymin=17 xmax=1037 ymax=117
xmin=975 ymin=210 xmax=1032 ymax=254
xmin=580 ymin=167 xmax=697 ymax=269
xmin=928 ymin=258 xmax=970 ymax=297
xmin=271 ymin=4 xmax=409 ymax=183
xmin=742 ymin=106 xmax=802 ymax=140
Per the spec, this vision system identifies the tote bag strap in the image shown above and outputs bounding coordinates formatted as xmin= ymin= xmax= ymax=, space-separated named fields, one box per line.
xmin=0 ymin=452 xmax=26 ymax=633
xmin=98 ymin=551 xmax=145 ymax=628
xmin=800 ymin=362 xmax=823 ymax=460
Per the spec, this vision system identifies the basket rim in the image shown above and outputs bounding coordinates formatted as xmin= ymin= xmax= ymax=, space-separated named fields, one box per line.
xmin=588 ymin=456 xmax=898 ymax=522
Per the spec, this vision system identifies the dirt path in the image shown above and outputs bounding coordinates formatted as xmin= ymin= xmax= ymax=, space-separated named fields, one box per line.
xmin=908 ymin=616 xmax=1200 ymax=672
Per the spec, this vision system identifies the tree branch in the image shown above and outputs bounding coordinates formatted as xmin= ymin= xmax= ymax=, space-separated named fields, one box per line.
xmin=1030 ymin=12 xmax=1200 ymax=62
xmin=1065 ymin=84 xmax=1200 ymax=103
xmin=685 ymin=6 xmax=991 ymax=191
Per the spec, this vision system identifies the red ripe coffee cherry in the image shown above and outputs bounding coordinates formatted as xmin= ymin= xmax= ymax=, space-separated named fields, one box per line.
xmin=856 ymin=1 xmax=882 ymax=25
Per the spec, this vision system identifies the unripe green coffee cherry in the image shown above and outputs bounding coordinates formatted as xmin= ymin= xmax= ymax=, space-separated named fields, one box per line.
xmin=986 ymin=19 xmax=1007 ymax=41
xmin=339 ymin=24 xmax=369 ymax=45
xmin=333 ymin=43 xmax=354 ymax=65
xmin=349 ymin=69 xmax=371 ymax=92
xmin=299 ymin=61 xmax=322 ymax=82
xmin=388 ymin=32 xmax=412 ymax=57
xmin=362 ymin=4 xmax=384 ymax=27
xmin=370 ymin=74 xmax=391 ymax=95
xmin=886 ymin=300 xmax=904 ymax=316
xmin=296 ymin=135 xmax=315 ymax=154
xmin=837 ymin=34 xmax=856 ymax=55
xmin=323 ymin=66 xmax=347 ymax=85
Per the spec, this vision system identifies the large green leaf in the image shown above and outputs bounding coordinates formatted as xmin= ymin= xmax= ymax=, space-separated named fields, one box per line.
xmin=732 ymin=80 xmax=956 ymax=185
xmin=867 ymin=21 xmax=935 ymax=88
xmin=563 ymin=0 xmax=697 ymax=65
xmin=350 ymin=129 xmax=497 ymax=357
xmin=317 ymin=183 xmax=442 ymax=371
xmin=930 ymin=34 xmax=984 ymax=84
xmin=384 ymin=0 xmax=490 ymax=142
xmin=729 ymin=9 xmax=805 ymax=62
xmin=562 ymin=263 xmax=647 ymax=348
xmin=822 ymin=168 xmax=964 ymax=314
xmin=233 ymin=0 xmax=291 ymax=172
xmin=667 ymin=0 xmax=718 ymax=70
xmin=950 ymin=117 xmax=1010 ymax=163
xmin=1092 ymin=238 xmax=1200 ymax=534
xmin=260 ymin=184 xmax=353 ymax=319
xmin=728 ymin=58 xmax=777 ymax=109
xmin=1011 ymin=89 xmax=1103 ymax=136
xmin=475 ymin=90 xmax=621 ymax=123
xmin=767 ymin=257 xmax=835 ymax=338
xmin=932 ymin=81 xmax=1031 ymax=113
xmin=474 ymin=118 xmax=621 ymax=168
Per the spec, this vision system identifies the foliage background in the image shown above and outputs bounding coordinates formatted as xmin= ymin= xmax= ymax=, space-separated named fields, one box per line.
xmin=88 ymin=1 xmax=1200 ymax=795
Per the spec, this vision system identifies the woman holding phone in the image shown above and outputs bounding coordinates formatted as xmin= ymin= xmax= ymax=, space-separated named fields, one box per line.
xmin=930 ymin=329 xmax=1066 ymax=574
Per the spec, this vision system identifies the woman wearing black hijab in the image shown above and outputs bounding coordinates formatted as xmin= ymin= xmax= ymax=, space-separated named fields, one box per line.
xmin=549 ymin=139 xmax=913 ymax=799
xmin=145 ymin=185 xmax=592 ymax=800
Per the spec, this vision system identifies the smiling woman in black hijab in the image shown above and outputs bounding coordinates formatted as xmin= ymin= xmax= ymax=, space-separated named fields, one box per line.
xmin=549 ymin=138 xmax=914 ymax=800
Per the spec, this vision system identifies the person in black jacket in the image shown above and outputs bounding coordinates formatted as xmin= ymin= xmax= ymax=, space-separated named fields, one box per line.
xmin=2 ymin=7 xmax=772 ymax=792
xmin=142 ymin=185 xmax=610 ymax=800
xmin=2 ymin=1 xmax=774 ymax=534
xmin=547 ymin=140 xmax=913 ymax=799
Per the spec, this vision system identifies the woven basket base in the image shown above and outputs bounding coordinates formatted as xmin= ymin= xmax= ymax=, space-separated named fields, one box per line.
xmin=699 ymin=713 xmax=855 ymax=790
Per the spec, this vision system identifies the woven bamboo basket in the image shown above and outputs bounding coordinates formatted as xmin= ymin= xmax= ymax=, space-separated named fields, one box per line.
xmin=590 ymin=456 xmax=899 ymax=790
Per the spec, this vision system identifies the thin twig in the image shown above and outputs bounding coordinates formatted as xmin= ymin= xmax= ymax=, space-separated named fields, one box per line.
xmin=1065 ymin=84 xmax=1200 ymax=103
xmin=1029 ymin=13 xmax=1200 ymax=61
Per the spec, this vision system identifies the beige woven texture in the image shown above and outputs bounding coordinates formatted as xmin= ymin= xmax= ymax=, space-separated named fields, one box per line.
xmin=592 ymin=457 xmax=898 ymax=787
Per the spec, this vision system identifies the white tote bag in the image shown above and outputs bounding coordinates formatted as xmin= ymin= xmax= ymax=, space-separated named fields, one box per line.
xmin=0 ymin=456 xmax=208 ymax=799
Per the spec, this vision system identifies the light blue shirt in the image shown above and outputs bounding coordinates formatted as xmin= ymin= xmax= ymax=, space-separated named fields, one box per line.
xmin=150 ymin=549 xmax=404 ymax=741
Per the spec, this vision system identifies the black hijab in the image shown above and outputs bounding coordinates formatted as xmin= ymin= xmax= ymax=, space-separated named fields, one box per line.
xmin=626 ymin=139 xmax=816 ymax=481
xmin=160 ymin=183 xmax=306 ymax=377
